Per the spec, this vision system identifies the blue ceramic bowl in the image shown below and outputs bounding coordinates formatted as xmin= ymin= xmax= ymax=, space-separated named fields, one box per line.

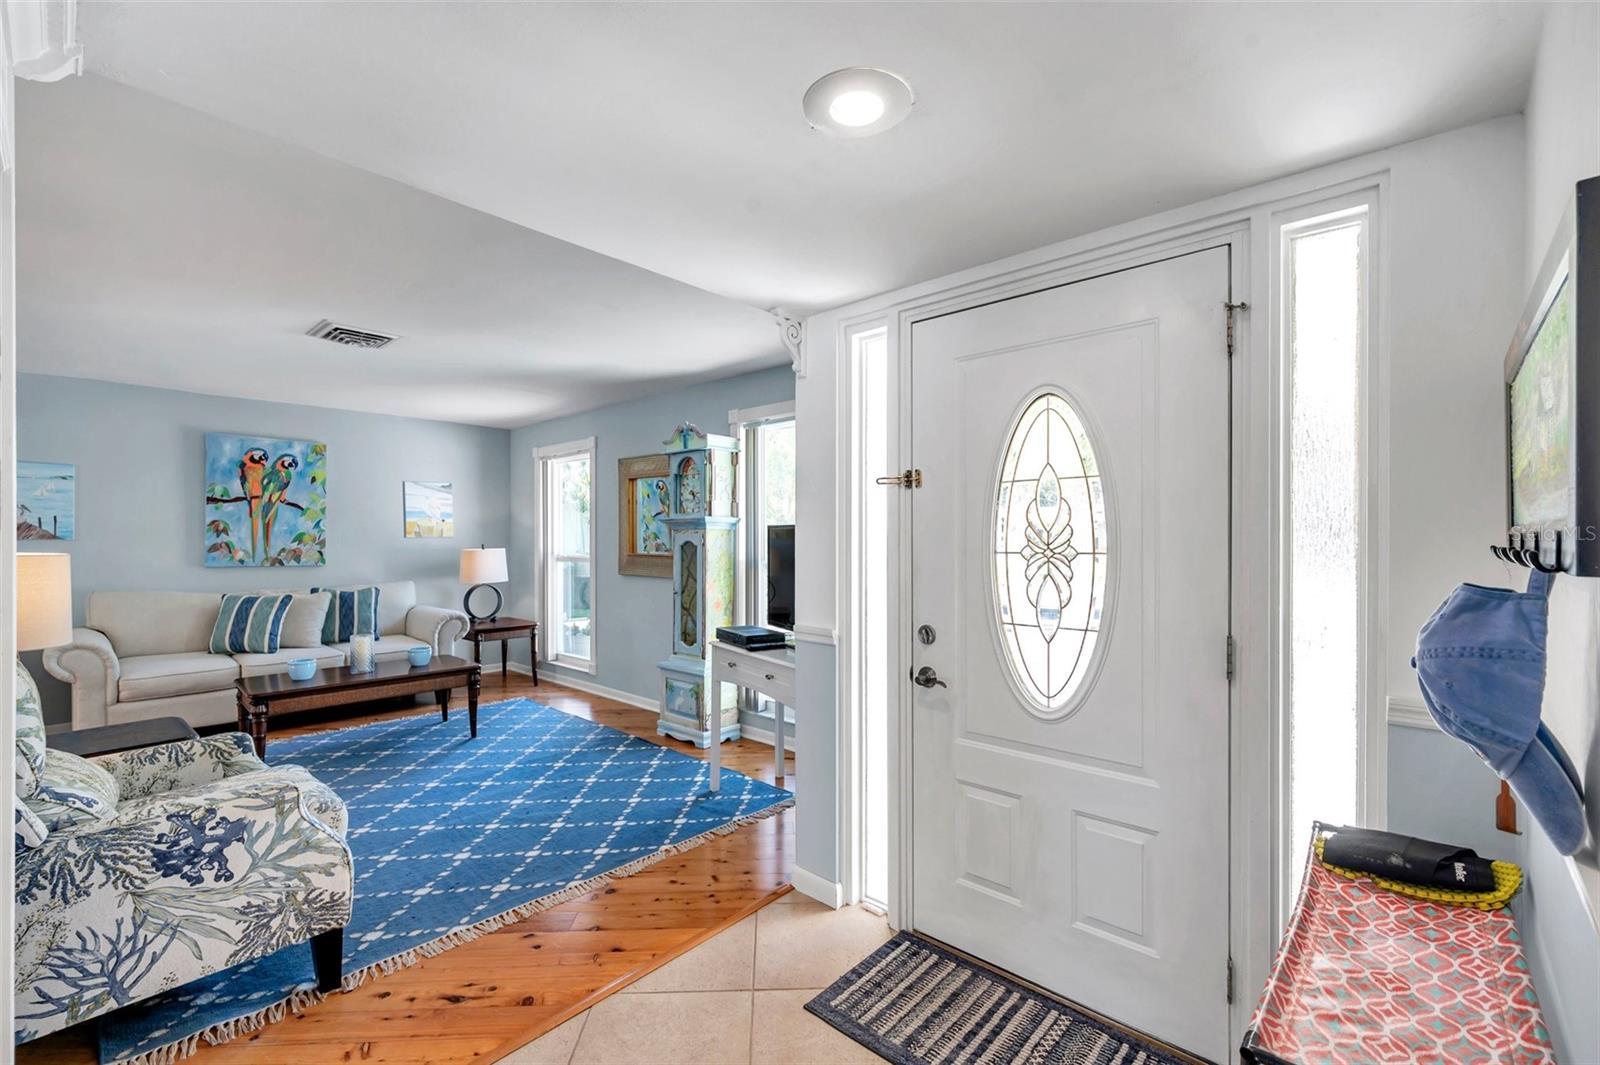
xmin=408 ymin=645 xmax=433 ymax=667
xmin=286 ymin=658 xmax=318 ymax=681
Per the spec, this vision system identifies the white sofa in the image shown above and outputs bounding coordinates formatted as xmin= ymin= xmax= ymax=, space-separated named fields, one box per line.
xmin=43 ymin=580 xmax=468 ymax=730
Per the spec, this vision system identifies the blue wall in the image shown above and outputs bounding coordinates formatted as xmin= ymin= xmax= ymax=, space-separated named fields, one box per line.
xmin=505 ymin=366 xmax=795 ymax=704
xmin=16 ymin=372 xmax=512 ymax=724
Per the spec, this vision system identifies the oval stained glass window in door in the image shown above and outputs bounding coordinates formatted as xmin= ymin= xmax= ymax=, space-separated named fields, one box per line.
xmin=993 ymin=391 xmax=1109 ymax=716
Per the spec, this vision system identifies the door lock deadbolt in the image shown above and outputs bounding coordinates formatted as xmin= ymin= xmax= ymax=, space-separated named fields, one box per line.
xmin=917 ymin=624 xmax=937 ymax=646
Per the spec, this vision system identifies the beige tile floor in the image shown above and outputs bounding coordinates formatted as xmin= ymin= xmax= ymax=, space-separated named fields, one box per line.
xmin=501 ymin=893 xmax=893 ymax=1065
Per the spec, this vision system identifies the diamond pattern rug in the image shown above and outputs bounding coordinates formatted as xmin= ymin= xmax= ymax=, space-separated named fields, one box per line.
xmin=98 ymin=697 xmax=793 ymax=1064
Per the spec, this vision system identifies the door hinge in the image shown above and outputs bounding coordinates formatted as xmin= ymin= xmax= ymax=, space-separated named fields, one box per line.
xmin=1224 ymin=301 xmax=1248 ymax=357
xmin=1226 ymin=955 xmax=1236 ymax=1004
xmin=1225 ymin=634 xmax=1237 ymax=681
xmin=874 ymin=469 xmax=922 ymax=489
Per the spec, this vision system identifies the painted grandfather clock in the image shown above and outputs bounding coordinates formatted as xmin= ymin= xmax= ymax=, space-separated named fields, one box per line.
xmin=657 ymin=422 xmax=741 ymax=747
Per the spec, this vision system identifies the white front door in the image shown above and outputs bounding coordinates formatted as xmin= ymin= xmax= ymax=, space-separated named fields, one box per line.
xmin=909 ymin=248 xmax=1232 ymax=1060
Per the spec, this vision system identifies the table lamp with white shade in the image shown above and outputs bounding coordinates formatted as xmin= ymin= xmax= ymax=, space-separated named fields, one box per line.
xmin=18 ymin=552 xmax=72 ymax=652
xmin=459 ymin=546 xmax=508 ymax=622
xmin=17 ymin=552 xmax=72 ymax=718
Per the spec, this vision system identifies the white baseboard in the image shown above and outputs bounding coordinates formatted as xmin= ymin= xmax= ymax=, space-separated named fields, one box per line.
xmin=736 ymin=718 xmax=780 ymax=748
xmin=791 ymin=864 xmax=844 ymax=909
xmin=1387 ymin=695 xmax=1438 ymax=731
xmin=510 ymin=662 xmax=659 ymax=714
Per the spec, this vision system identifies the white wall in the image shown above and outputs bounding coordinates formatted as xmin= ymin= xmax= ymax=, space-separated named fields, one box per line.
xmin=1514 ymin=6 xmax=1600 ymax=1062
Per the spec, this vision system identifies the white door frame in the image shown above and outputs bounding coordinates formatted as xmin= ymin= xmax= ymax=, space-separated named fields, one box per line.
xmin=831 ymin=168 xmax=1390 ymax=1049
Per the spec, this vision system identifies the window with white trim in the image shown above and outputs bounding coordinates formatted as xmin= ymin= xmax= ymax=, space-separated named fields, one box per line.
xmin=1276 ymin=193 xmax=1381 ymax=908
xmin=538 ymin=438 xmax=595 ymax=672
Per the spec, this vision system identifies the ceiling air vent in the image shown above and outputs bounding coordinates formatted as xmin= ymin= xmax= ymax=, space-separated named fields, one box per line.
xmin=306 ymin=319 xmax=398 ymax=349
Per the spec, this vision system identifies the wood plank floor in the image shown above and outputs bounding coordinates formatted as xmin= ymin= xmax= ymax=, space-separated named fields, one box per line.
xmin=20 ymin=672 xmax=796 ymax=1065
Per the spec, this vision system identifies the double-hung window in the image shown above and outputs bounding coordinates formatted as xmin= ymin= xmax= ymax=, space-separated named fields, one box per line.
xmin=539 ymin=438 xmax=596 ymax=672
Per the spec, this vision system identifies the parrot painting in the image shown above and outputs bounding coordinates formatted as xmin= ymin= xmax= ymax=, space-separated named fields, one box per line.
xmin=237 ymin=448 xmax=270 ymax=562
xmin=260 ymin=454 xmax=300 ymax=558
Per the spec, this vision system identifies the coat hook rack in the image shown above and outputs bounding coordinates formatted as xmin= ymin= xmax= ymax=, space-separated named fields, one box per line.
xmin=1491 ymin=528 xmax=1566 ymax=573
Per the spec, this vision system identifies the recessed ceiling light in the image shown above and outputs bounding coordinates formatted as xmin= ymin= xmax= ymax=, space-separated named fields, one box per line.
xmin=803 ymin=67 xmax=914 ymax=138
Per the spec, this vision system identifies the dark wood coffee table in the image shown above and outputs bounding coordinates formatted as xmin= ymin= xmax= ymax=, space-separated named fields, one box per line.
xmin=235 ymin=655 xmax=481 ymax=756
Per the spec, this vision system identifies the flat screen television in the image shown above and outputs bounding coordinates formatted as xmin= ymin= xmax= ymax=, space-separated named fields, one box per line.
xmin=766 ymin=524 xmax=796 ymax=629
xmin=1505 ymin=175 xmax=1599 ymax=574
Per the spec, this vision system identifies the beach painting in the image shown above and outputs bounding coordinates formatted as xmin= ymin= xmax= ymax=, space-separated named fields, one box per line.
xmin=17 ymin=462 xmax=75 ymax=541
xmin=404 ymin=481 xmax=455 ymax=538
xmin=205 ymin=433 xmax=327 ymax=567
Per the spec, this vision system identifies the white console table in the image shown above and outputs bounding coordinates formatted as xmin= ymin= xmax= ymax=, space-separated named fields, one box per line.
xmin=708 ymin=639 xmax=795 ymax=793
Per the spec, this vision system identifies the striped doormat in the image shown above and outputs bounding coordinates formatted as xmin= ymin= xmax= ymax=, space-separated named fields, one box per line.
xmin=805 ymin=933 xmax=1191 ymax=1065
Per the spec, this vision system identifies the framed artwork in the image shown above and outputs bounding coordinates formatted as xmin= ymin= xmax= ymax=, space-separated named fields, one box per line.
xmin=403 ymin=480 xmax=455 ymax=538
xmin=17 ymin=462 xmax=75 ymax=541
xmin=618 ymin=453 xmax=671 ymax=577
xmin=204 ymin=433 xmax=327 ymax=567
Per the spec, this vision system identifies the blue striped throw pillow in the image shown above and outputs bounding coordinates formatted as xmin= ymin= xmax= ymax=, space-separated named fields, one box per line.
xmin=312 ymin=586 xmax=381 ymax=643
xmin=208 ymin=593 xmax=295 ymax=655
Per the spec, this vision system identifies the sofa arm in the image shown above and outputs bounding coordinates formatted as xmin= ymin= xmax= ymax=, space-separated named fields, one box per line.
xmin=406 ymin=604 xmax=469 ymax=654
xmin=14 ymin=766 xmax=353 ymax=1041
xmin=94 ymin=733 xmax=264 ymax=803
xmin=42 ymin=628 xmax=120 ymax=730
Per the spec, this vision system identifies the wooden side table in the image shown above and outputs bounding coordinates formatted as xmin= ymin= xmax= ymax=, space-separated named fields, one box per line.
xmin=466 ymin=616 xmax=539 ymax=683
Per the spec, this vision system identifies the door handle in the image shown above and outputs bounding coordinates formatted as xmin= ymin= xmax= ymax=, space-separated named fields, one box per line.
xmin=912 ymin=666 xmax=948 ymax=689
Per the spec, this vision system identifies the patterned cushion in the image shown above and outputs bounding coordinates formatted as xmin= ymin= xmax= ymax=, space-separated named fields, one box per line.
xmin=14 ymin=799 xmax=48 ymax=851
xmin=313 ymin=586 xmax=381 ymax=643
xmin=208 ymin=593 xmax=295 ymax=655
xmin=15 ymin=659 xmax=47 ymax=799
xmin=24 ymin=748 xmax=119 ymax=832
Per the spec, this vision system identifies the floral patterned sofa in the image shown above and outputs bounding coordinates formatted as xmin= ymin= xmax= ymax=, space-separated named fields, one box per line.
xmin=13 ymin=663 xmax=353 ymax=1045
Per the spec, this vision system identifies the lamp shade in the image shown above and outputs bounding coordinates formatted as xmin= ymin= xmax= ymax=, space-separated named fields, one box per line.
xmin=18 ymin=552 xmax=72 ymax=651
xmin=459 ymin=547 xmax=509 ymax=585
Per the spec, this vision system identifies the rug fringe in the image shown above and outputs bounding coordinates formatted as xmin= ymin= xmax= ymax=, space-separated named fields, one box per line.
xmin=114 ymin=794 xmax=794 ymax=1065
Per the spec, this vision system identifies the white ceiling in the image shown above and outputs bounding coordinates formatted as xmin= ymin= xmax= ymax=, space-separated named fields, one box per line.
xmin=77 ymin=1 xmax=1545 ymax=314
xmin=20 ymin=2 xmax=1546 ymax=426
xmin=17 ymin=75 xmax=785 ymax=427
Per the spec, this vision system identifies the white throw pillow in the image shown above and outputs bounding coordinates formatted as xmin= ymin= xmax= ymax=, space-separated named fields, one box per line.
xmin=279 ymin=591 xmax=332 ymax=648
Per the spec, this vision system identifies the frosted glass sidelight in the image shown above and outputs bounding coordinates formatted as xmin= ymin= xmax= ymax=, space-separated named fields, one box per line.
xmin=1286 ymin=219 xmax=1364 ymax=891
xmin=993 ymin=391 xmax=1108 ymax=718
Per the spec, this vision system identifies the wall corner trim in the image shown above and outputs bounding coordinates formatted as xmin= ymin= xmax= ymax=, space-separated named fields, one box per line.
xmin=1388 ymin=695 xmax=1439 ymax=731
xmin=792 ymin=623 xmax=837 ymax=646
xmin=791 ymin=864 xmax=844 ymax=909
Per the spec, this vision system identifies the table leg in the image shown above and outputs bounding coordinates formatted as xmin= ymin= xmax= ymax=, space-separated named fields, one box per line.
xmin=708 ymin=718 xmax=721 ymax=795
xmin=530 ymin=630 xmax=538 ymax=685
xmin=501 ymin=638 xmax=509 ymax=681
xmin=468 ymin=670 xmax=481 ymax=739
xmin=773 ymin=702 xmax=785 ymax=784
xmin=237 ymin=689 xmax=267 ymax=758
xmin=436 ymin=688 xmax=450 ymax=722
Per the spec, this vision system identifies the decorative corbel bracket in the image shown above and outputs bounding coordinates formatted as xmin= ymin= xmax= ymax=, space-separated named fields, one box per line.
xmin=1 ymin=0 xmax=84 ymax=172
xmin=773 ymin=311 xmax=805 ymax=378
xmin=7 ymin=0 xmax=83 ymax=82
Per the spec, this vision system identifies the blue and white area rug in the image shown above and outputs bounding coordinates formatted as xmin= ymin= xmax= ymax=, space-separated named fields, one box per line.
xmin=99 ymin=697 xmax=792 ymax=1065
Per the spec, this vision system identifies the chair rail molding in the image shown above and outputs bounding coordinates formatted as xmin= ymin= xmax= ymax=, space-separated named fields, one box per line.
xmin=1387 ymin=694 xmax=1439 ymax=731
xmin=6 ymin=0 xmax=82 ymax=82
xmin=773 ymin=310 xmax=805 ymax=378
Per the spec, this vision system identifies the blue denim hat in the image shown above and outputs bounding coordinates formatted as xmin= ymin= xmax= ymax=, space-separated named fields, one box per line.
xmin=1412 ymin=569 xmax=1586 ymax=855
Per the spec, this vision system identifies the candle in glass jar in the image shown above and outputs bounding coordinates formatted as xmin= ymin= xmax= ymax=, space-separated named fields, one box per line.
xmin=350 ymin=632 xmax=375 ymax=673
